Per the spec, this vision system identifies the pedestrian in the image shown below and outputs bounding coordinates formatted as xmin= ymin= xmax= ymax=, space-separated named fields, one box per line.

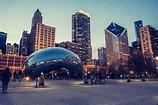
xmin=18 ymin=70 xmax=23 ymax=82
xmin=1 ymin=67 xmax=12 ymax=93
xmin=98 ymin=71 xmax=102 ymax=84
xmin=90 ymin=71 xmax=96 ymax=85
xmin=13 ymin=71 xmax=17 ymax=81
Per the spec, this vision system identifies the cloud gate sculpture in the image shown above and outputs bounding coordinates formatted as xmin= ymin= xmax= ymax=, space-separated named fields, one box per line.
xmin=22 ymin=47 xmax=83 ymax=79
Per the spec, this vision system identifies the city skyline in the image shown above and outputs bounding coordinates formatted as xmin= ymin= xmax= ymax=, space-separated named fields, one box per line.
xmin=0 ymin=0 xmax=158 ymax=58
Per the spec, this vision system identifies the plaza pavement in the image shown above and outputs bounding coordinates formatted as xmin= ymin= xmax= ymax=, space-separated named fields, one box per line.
xmin=0 ymin=79 xmax=158 ymax=105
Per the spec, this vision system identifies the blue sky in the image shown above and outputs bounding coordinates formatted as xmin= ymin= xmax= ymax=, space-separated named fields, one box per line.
xmin=0 ymin=0 xmax=158 ymax=58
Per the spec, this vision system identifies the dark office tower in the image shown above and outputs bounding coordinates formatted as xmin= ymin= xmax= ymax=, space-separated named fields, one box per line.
xmin=19 ymin=30 xmax=30 ymax=56
xmin=98 ymin=47 xmax=106 ymax=66
xmin=134 ymin=20 xmax=143 ymax=41
xmin=0 ymin=31 xmax=7 ymax=54
xmin=105 ymin=22 xmax=129 ymax=66
xmin=13 ymin=43 xmax=19 ymax=55
xmin=31 ymin=9 xmax=42 ymax=28
xmin=98 ymin=47 xmax=106 ymax=60
xmin=72 ymin=10 xmax=92 ymax=65
xmin=140 ymin=25 xmax=158 ymax=58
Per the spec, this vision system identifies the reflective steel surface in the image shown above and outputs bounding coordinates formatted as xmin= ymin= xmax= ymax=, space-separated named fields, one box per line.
xmin=23 ymin=47 xmax=83 ymax=78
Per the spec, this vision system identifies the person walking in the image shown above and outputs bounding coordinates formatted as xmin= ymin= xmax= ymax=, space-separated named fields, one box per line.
xmin=90 ymin=71 xmax=96 ymax=85
xmin=18 ymin=70 xmax=23 ymax=82
xmin=13 ymin=71 xmax=17 ymax=82
xmin=1 ymin=67 xmax=12 ymax=93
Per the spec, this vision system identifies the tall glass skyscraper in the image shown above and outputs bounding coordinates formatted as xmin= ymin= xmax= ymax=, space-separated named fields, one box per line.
xmin=105 ymin=22 xmax=129 ymax=66
xmin=134 ymin=20 xmax=143 ymax=41
xmin=72 ymin=10 xmax=92 ymax=65
xmin=0 ymin=31 xmax=7 ymax=54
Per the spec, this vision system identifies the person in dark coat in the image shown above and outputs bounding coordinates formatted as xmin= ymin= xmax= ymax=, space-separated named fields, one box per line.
xmin=18 ymin=70 xmax=23 ymax=82
xmin=13 ymin=71 xmax=17 ymax=82
xmin=1 ymin=67 xmax=12 ymax=93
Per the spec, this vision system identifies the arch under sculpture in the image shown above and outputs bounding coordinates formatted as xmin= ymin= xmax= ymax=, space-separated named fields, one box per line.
xmin=22 ymin=47 xmax=83 ymax=79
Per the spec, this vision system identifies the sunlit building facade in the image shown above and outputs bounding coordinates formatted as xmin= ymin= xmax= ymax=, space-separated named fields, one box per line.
xmin=0 ymin=31 xmax=7 ymax=54
xmin=72 ymin=10 xmax=92 ymax=65
xmin=0 ymin=54 xmax=27 ymax=72
xmin=140 ymin=25 xmax=158 ymax=58
xmin=105 ymin=22 xmax=129 ymax=66
xmin=30 ymin=23 xmax=55 ymax=54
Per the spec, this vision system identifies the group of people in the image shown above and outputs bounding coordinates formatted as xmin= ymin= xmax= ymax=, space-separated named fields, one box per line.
xmin=0 ymin=67 xmax=23 ymax=93
xmin=90 ymin=71 xmax=105 ymax=85
xmin=12 ymin=70 xmax=23 ymax=82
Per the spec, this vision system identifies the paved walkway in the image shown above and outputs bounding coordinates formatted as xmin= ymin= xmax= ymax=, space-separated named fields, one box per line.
xmin=0 ymin=79 xmax=158 ymax=105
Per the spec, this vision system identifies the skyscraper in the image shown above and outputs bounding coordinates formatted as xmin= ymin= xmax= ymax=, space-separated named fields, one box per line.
xmin=140 ymin=25 xmax=158 ymax=58
xmin=72 ymin=10 xmax=92 ymax=65
xmin=98 ymin=47 xmax=106 ymax=66
xmin=30 ymin=23 xmax=55 ymax=54
xmin=105 ymin=22 xmax=129 ymax=66
xmin=0 ymin=31 xmax=7 ymax=54
xmin=30 ymin=9 xmax=55 ymax=55
xmin=98 ymin=47 xmax=106 ymax=60
xmin=13 ymin=43 xmax=19 ymax=55
xmin=134 ymin=20 xmax=143 ymax=42
xmin=31 ymin=9 xmax=42 ymax=28
xmin=19 ymin=30 xmax=30 ymax=56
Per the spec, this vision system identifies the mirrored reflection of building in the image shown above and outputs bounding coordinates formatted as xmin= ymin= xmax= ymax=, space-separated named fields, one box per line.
xmin=105 ymin=22 xmax=129 ymax=66
xmin=56 ymin=41 xmax=86 ymax=63
xmin=23 ymin=47 xmax=83 ymax=79
xmin=72 ymin=10 xmax=92 ymax=65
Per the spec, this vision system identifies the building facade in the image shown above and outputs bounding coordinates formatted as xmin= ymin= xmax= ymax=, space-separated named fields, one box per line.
xmin=72 ymin=10 xmax=92 ymax=64
xmin=19 ymin=30 xmax=30 ymax=56
xmin=140 ymin=25 xmax=158 ymax=58
xmin=6 ymin=43 xmax=14 ymax=55
xmin=0 ymin=31 xmax=7 ymax=54
xmin=0 ymin=54 xmax=27 ymax=72
xmin=6 ymin=43 xmax=19 ymax=55
xmin=56 ymin=41 xmax=86 ymax=62
xmin=30 ymin=23 xmax=55 ymax=54
xmin=105 ymin=22 xmax=129 ymax=66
